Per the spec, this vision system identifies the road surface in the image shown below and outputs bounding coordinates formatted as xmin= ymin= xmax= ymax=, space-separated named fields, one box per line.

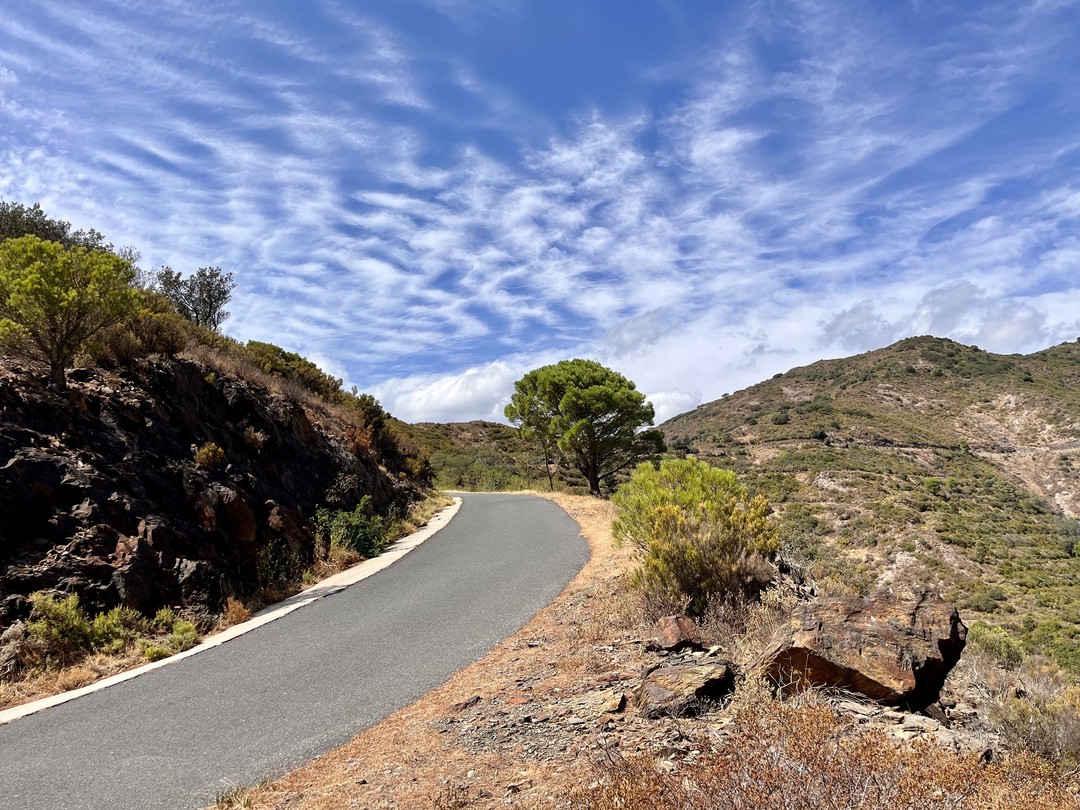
xmin=0 ymin=493 xmax=589 ymax=810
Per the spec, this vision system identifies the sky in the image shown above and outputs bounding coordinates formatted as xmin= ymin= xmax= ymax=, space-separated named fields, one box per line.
xmin=1 ymin=1 xmax=1079 ymax=424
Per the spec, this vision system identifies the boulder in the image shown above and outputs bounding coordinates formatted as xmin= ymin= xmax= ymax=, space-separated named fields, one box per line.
xmin=756 ymin=589 xmax=966 ymax=710
xmin=635 ymin=660 xmax=737 ymax=718
xmin=649 ymin=615 xmax=702 ymax=653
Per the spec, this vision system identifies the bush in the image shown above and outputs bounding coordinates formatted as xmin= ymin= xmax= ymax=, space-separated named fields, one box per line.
xmin=138 ymin=641 xmax=172 ymax=662
xmin=316 ymin=496 xmax=390 ymax=558
xmin=194 ymin=441 xmax=225 ymax=469
xmin=26 ymin=592 xmax=92 ymax=665
xmin=613 ymin=459 xmax=779 ymax=616
xmin=241 ymin=426 xmax=267 ymax=453
xmin=89 ymin=606 xmax=150 ymax=654
xmin=220 ymin=596 xmax=252 ymax=627
xmin=166 ymin=620 xmax=198 ymax=652
xmin=967 ymin=622 xmax=1024 ymax=669
xmin=152 ymin=607 xmax=177 ymax=631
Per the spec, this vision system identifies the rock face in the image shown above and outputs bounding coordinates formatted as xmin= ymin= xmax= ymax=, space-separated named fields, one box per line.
xmin=0 ymin=357 xmax=419 ymax=629
xmin=757 ymin=589 xmax=966 ymax=710
xmin=635 ymin=660 xmax=737 ymax=718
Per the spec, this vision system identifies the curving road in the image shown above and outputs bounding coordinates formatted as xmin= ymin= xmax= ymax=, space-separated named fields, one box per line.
xmin=0 ymin=493 xmax=589 ymax=810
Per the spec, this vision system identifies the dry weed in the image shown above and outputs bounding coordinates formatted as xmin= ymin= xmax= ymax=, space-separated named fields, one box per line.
xmin=569 ymin=683 xmax=1080 ymax=809
xmin=219 ymin=597 xmax=253 ymax=628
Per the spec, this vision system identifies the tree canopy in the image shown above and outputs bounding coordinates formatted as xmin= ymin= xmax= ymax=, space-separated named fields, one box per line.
xmin=0 ymin=235 xmax=139 ymax=389
xmin=505 ymin=359 xmax=664 ymax=496
xmin=0 ymin=199 xmax=112 ymax=252
xmin=154 ymin=265 xmax=236 ymax=332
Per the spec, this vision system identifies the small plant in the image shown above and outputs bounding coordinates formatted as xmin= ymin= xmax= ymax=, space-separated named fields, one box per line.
xmin=166 ymin=619 xmax=198 ymax=652
xmin=138 ymin=641 xmax=172 ymax=662
xmin=194 ymin=441 xmax=225 ymax=469
xmin=152 ymin=607 xmax=177 ymax=631
xmin=316 ymin=496 xmax=390 ymax=558
xmin=89 ymin=606 xmax=150 ymax=654
xmin=221 ymin=596 xmax=252 ymax=627
xmin=26 ymin=592 xmax=92 ymax=665
xmin=344 ymin=424 xmax=374 ymax=455
xmin=241 ymin=426 xmax=267 ymax=453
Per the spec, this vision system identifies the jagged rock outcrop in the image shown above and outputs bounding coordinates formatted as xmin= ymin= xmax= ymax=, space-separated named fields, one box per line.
xmin=0 ymin=356 xmax=418 ymax=629
xmin=756 ymin=589 xmax=966 ymax=710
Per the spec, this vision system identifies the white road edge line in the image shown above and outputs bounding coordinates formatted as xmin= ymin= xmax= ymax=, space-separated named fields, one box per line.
xmin=0 ymin=496 xmax=463 ymax=727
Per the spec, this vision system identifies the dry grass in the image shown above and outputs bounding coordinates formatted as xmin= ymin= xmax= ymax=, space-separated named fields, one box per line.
xmin=570 ymin=681 xmax=1080 ymax=810
xmin=219 ymin=597 xmax=253 ymax=629
xmin=0 ymin=650 xmax=144 ymax=710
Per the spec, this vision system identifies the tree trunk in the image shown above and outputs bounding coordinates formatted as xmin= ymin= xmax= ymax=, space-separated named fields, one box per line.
xmin=587 ymin=472 xmax=601 ymax=497
xmin=48 ymin=362 xmax=67 ymax=392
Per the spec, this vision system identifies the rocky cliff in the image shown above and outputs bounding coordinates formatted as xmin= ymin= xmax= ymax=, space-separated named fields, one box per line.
xmin=0 ymin=356 xmax=418 ymax=629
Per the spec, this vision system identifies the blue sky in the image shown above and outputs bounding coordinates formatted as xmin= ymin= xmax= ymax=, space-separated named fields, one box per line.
xmin=2 ymin=1 xmax=1079 ymax=423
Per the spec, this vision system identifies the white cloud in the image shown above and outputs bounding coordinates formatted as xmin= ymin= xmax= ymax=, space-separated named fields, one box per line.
xmin=1 ymin=0 xmax=1077 ymax=423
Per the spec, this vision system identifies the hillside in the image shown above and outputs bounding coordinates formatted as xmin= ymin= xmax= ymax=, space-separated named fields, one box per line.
xmin=661 ymin=336 xmax=1080 ymax=670
xmin=400 ymin=420 xmax=577 ymax=491
xmin=0 ymin=353 xmax=424 ymax=633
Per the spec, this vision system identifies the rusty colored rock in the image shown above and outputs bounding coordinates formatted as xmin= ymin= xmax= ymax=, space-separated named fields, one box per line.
xmin=757 ymin=589 xmax=966 ymax=710
xmin=651 ymin=615 xmax=702 ymax=652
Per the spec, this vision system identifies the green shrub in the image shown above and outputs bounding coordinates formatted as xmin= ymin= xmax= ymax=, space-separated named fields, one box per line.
xmin=138 ymin=641 xmax=172 ymax=662
xmin=152 ymin=607 xmax=177 ymax=631
xmin=26 ymin=592 xmax=92 ymax=665
xmin=316 ymin=495 xmax=390 ymax=558
xmin=89 ymin=606 xmax=150 ymax=654
xmin=194 ymin=441 xmax=225 ymax=469
xmin=166 ymin=620 xmax=198 ymax=652
xmin=613 ymin=458 xmax=779 ymax=616
xmin=967 ymin=622 xmax=1024 ymax=669
xmin=242 ymin=425 xmax=267 ymax=452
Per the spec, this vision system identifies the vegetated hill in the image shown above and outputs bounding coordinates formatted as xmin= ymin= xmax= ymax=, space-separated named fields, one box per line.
xmin=660 ymin=335 xmax=1080 ymax=671
xmin=0 ymin=353 xmax=426 ymax=631
xmin=399 ymin=420 xmax=582 ymax=492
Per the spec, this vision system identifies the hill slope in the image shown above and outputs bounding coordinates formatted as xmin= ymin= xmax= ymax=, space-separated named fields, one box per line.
xmin=0 ymin=355 xmax=421 ymax=630
xmin=661 ymin=336 xmax=1080 ymax=670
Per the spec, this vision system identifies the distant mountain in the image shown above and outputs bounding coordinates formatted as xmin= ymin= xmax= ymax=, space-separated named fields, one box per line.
xmin=661 ymin=336 xmax=1080 ymax=671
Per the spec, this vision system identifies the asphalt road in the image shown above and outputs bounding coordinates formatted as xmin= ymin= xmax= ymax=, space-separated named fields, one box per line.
xmin=0 ymin=493 xmax=589 ymax=810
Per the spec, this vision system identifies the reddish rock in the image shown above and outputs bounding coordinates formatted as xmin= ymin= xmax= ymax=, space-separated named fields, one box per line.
xmin=651 ymin=615 xmax=702 ymax=652
xmin=757 ymin=589 xmax=966 ymax=710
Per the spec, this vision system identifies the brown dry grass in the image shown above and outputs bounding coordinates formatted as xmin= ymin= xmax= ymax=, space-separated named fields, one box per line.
xmin=0 ymin=650 xmax=145 ymax=710
xmin=569 ymin=684 xmax=1080 ymax=810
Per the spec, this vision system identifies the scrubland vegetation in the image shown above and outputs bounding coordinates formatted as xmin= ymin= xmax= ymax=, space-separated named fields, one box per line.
xmin=569 ymin=683 xmax=1078 ymax=810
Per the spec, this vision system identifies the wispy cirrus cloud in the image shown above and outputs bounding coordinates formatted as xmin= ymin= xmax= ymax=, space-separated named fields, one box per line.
xmin=1 ymin=0 xmax=1078 ymax=423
